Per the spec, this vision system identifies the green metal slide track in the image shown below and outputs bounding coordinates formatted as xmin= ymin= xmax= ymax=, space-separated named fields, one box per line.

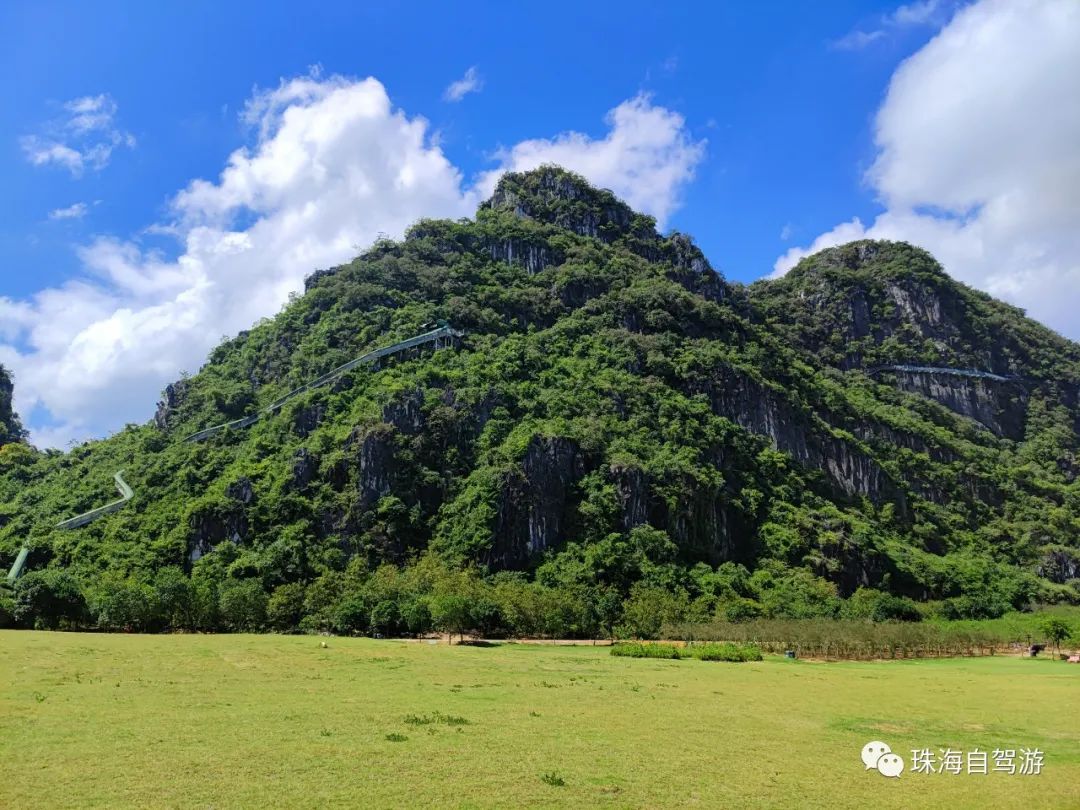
xmin=6 ymin=470 xmax=134 ymax=584
xmin=185 ymin=323 xmax=464 ymax=443
xmin=5 ymin=323 xmax=466 ymax=584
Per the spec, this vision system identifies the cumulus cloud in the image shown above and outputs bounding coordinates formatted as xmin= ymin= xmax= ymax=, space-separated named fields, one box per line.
xmin=476 ymin=94 xmax=706 ymax=229
xmin=443 ymin=66 xmax=483 ymax=102
xmin=20 ymin=94 xmax=135 ymax=176
xmin=49 ymin=202 xmax=89 ymax=220
xmin=777 ymin=0 xmax=1080 ymax=340
xmin=1 ymin=74 xmax=704 ymax=447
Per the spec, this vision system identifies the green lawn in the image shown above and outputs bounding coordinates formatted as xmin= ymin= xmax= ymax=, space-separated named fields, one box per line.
xmin=2 ymin=632 xmax=1078 ymax=809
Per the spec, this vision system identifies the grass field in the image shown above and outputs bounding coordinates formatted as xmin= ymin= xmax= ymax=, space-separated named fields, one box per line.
xmin=2 ymin=631 xmax=1078 ymax=809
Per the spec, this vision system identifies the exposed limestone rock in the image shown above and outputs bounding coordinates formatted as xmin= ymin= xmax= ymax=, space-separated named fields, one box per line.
xmin=294 ymin=402 xmax=327 ymax=437
xmin=486 ymin=237 xmax=557 ymax=274
xmin=225 ymin=477 xmax=255 ymax=506
xmin=887 ymin=370 xmax=1028 ymax=439
xmin=291 ymin=448 xmax=319 ymax=490
xmin=187 ymin=502 xmax=248 ymax=564
xmin=154 ymin=380 xmax=189 ymax=431
xmin=486 ymin=436 xmax=585 ymax=568
xmin=1038 ymin=548 xmax=1080 ymax=584
xmin=351 ymin=423 xmax=399 ymax=510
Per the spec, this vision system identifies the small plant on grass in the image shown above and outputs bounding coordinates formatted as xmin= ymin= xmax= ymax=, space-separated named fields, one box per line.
xmin=403 ymin=711 xmax=469 ymax=726
xmin=385 ymin=733 xmax=408 ymax=742
xmin=541 ymin=771 xmax=566 ymax=787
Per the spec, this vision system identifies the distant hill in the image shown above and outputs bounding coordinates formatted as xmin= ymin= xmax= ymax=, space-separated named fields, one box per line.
xmin=2 ymin=167 xmax=1078 ymax=633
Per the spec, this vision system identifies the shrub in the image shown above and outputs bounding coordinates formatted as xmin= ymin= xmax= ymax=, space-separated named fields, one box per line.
xmin=218 ymin=578 xmax=268 ymax=631
xmin=610 ymin=641 xmax=762 ymax=662
xmin=721 ymin=597 xmax=763 ymax=623
xmin=267 ymin=582 xmax=306 ymax=632
xmin=332 ymin=594 xmax=370 ymax=635
xmin=153 ymin=567 xmax=195 ymax=630
xmin=610 ymin=642 xmax=681 ymax=659
xmin=369 ymin=599 xmax=399 ymax=635
xmin=618 ymin=584 xmax=687 ymax=639
xmin=12 ymin=570 xmax=88 ymax=630
xmin=0 ymin=590 xmax=15 ymax=628
xmin=90 ymin=577 xmax=160 ymax=632
xmin=688 ymin=642 xmax=763 ymax=662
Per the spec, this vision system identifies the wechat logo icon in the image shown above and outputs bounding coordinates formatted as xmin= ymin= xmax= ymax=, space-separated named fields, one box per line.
xmin=862 ymin=741 xmax=905 ymax=778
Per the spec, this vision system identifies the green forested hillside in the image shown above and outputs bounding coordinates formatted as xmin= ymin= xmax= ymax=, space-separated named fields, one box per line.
xmin=0 ymin=365 xmax=22 ymax=446
xmin=2 ymin=167 xmax=1078 ymax=634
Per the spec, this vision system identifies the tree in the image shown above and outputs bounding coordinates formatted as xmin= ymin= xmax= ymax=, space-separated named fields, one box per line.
xmin=369 ymin=599 xmax=399 ymax=636
xmin=12 ymin=570 xmax=87 ymax=630
xmin=153 ymin=567 xmax=195 ymax=630
xmin=218 ymin=579 xmax=268 ymax=632
xmin=267 ymin=582 xmax=306 ymax=632
xmin=1040 ymin=616 xmax=1073 ymax=655
xmin=430 ymin=593 xmax=471 ymax=643
xmin=90 ymin=577 xmax=160 ymax=632
xmin=618 ymin=584 xmax=687 ymax=639
xmin=400 ymin=597 xmax=432 ymax=637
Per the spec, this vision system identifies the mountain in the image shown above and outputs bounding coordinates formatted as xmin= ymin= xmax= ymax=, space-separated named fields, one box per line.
xmin=2 ymin=166 xmax=1079 ymax=633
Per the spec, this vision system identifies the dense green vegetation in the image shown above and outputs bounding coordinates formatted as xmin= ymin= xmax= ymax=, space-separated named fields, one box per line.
xmin=610 ymin=641 xmax=763 ymax=661
xmin=2 ymin=166 xmax=1079 ymax=635
xmin=0 ymin=365 xmax=23 ymax=446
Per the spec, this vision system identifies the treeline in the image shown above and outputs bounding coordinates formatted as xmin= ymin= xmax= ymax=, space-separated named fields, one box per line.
xmin=4 ymin=544 xmax=1067 ymax=640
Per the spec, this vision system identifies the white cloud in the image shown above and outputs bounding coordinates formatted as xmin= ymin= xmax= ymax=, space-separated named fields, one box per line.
xmin=1 ymin=74 xmax=703 ymax=447
xmin=779 ymin=223 xmax=794 ymax=241
xmin=831 ymin=29 xmax=888 ymax=51
xmin=48 ymin=202 xmax=89 ymax=220
xmin=832 ymin=0 xmax=948 ymax=49
xmin=891 ymin=0 xmax=943 ymax=25
xmin=776 ymin=0 xmax=1080 ymax=341
xmin=20 ymin=93 xmax=135 ymax=176
xmin=443 ymin=66 xmax=483 ymax=102
xmin=476 ymin=93 xmax=706 ymax=229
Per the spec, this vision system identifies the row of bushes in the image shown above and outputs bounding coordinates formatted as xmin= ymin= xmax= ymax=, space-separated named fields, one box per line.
xmin=611 ymin=642 xmax=763 ymax=662
xmin=662 ymin=612 xmax=1079 ymax=659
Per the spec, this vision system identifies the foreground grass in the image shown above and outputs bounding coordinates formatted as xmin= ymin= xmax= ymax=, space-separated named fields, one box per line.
xmin=1 ymin=632 xmax=1078 ymax=809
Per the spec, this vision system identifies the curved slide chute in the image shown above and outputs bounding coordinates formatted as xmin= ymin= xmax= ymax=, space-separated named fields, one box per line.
xmin=6 ymin=470 xmax=134 ymax=584
xmin=185 ymin=323 xmax=465 ymax=443
xmin=6 ymin=325 xmax=466 ymax=584
xmin=868 ymin=365 xmax=1014 ymax=383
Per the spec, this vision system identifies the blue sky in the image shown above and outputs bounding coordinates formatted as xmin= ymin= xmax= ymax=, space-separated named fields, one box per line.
xmin=2 ymin=0 xmax=1078 ymax=446
xmin=1 ymin=0 xmax=937 ymax=291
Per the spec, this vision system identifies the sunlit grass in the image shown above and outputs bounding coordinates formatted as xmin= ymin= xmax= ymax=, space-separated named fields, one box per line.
xmin=1 ymin=631 xmax=1078 ymax=808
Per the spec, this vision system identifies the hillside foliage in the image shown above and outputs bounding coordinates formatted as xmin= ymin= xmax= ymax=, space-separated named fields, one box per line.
xmin=2 ymin=167 xmax=1079 ymax=635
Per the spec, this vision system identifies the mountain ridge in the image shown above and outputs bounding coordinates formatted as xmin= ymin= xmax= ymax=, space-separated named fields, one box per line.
xmin=2 ymin=166 xmax=1078 ymax=633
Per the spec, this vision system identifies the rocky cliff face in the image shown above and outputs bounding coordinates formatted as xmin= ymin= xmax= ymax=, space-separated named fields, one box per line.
xmin=886 ymin=370 xmax=1028 ymax=439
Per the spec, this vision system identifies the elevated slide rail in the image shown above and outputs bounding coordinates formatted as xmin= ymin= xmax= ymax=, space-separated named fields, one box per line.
xmin=6 ymin=470 xmax=134 ymax=584
xmin=867 ymin=365 xmax=1015 ymax=383
xmin=6 ymin=324 xmax=466 ymax=584
xmin=185 ymin=323 xmax=464 ymax=443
